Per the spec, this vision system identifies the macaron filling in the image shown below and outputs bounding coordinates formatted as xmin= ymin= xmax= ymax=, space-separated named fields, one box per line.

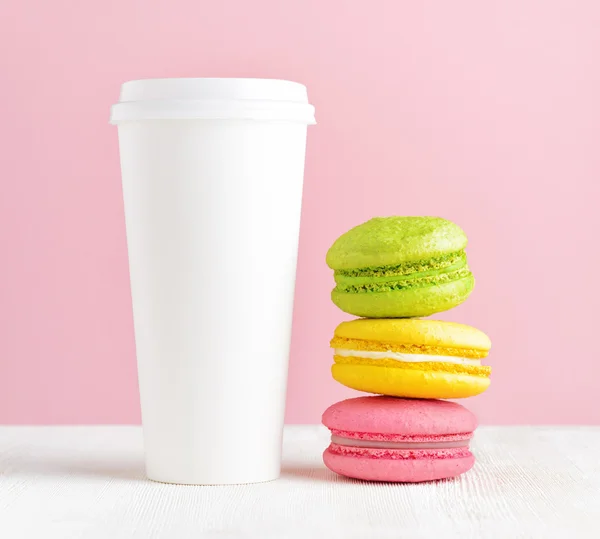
xmin=327 ymin=444 xmax=473 ymax=460
xmin=333 ymin=349 xmax=481 ymax=366
xmin=329 ymin=429 xmax=473 ymax=444
xmin=330 ymin=435 xmax=470 ymax=449
xmin=330 ymin=336 xmax=487 ymax=359
xmin=333 ymin=250 xmax=472 ymax=294
xmin=333 ymin=354 xmax=491 ymax=377
xmin=334 ymin=251 xmax=466 ymax=278
xmin=330 ymin=334 xmax=491 ymax=378
xmin=327 ymin=430 xmax=474 ymax=460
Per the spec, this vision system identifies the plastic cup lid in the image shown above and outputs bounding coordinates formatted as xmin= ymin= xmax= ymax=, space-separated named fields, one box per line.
xmin=109 ymin=78 xmax=316 ymax=125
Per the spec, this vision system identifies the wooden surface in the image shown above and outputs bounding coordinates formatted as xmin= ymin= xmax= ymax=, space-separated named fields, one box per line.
xmin=0 ymin=425 xmax=598 ymax=538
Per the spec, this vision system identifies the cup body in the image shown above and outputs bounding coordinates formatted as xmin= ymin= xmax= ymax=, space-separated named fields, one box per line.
xmin=112 ymin=79 xmax=314 ymax=484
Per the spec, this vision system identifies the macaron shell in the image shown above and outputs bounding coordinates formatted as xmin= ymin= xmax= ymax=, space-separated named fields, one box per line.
xmin=326 ymin=216 xmax=468 ymax=270
xmin=322 ymin=396 xmax=477 ymax=435
xmin=331 ymin=274 xmax=474 ymax=318
xmin=323 ymin=446 xmax=475 ymax=483
xmin=332 ymin=363 xmax=490 ymax=399
xmin=333 ymin=318 xmax=491 ymax=352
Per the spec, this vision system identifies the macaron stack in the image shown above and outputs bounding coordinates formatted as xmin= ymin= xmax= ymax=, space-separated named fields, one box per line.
xmin=322 ymin=216 xmax=491 ymax=483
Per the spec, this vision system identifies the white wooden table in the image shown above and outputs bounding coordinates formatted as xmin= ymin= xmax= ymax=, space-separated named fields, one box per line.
xmin=0 ymin=426 xmax=598 ymax=538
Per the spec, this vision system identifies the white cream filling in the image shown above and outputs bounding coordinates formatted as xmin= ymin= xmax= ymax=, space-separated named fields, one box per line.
xmin=333 ymin=349 xmax=481 ymax=366
xmin=331 ymin=435 xmax=470 ymax=449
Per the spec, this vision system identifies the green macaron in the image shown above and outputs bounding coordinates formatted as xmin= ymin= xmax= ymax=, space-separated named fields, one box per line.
xmin=326 ymin=217 xmax=475 ymax=318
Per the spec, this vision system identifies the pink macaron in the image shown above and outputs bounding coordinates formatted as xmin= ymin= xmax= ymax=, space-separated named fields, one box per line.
xmin=322 ymin=396 xmax=477 ymax=483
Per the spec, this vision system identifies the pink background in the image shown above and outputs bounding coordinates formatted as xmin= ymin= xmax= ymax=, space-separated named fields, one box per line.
xmin=1 ymin=1 xmax=599 ymax=425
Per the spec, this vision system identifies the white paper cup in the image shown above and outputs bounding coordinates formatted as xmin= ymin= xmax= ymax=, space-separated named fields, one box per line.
xmin=110 ymin=78 xmax=315 ymax=484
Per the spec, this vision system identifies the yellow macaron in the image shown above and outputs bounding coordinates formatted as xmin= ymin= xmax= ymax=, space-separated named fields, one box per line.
xmin=330 ymin=318 xmax=491 ymax=399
